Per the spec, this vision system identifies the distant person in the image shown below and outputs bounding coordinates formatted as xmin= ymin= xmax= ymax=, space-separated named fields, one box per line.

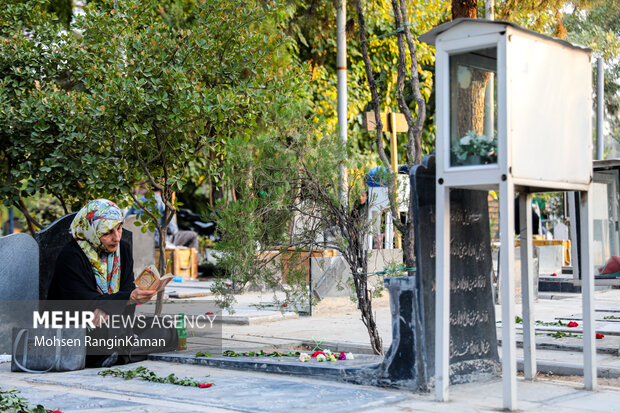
xmin=514 ymin=197 xmax=541 ymax=236
xmin=2 ymin=218 xmax=23 ymax=236
xmin=352 ymin=191 xmax=368 ymax=221
xmin=126 ymin=189 xmax=199 ymax=250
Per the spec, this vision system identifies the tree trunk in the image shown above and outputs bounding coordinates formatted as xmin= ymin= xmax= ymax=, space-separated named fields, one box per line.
xmin=452 ymin=0 xmax=478 ymax=19
xmin=13 ymin=199 xmax=43 ymax=235
xmin=451 ymin=1 xmax=490 ymax=144
xmin=155 ymin=227 xmax=166 ymax=317
xmin=454 ymin=69 xmax=490 ymax=137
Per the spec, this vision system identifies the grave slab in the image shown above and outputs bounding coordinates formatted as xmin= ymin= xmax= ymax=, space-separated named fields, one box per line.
xmin=17 ymin=361 xmax=407 ymax=413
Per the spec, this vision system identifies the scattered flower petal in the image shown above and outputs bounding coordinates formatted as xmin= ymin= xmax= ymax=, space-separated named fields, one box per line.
xmin=567 ymin=321 xmax=579 ymax=327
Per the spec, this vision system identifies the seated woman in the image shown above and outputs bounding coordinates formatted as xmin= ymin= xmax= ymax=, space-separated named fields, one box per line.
xmin=47 ymin=199 xmax=158 ymax=367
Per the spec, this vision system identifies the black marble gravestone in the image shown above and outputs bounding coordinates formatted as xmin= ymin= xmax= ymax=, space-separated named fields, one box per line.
xmin=36 ymin=213 xmax=132 ymax=300
xmin=378 ymin=275 xmax=427 ymax=389
xmin=413 ymin=155 xmax=500 ymax=384
xmin=379 ymin=155 xmax=499 ymax=389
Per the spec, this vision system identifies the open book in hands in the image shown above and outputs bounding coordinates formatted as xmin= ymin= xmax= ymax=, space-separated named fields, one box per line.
xmin=134 ymin=265 xmax=174 ymax=292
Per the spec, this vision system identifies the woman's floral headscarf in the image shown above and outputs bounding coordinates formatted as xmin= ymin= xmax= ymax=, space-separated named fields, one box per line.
xmin=70 ymin=199 xmax=124 ymax=294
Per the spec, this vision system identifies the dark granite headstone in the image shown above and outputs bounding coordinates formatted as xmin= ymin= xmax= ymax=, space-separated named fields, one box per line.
xmin=0 ymin=233 xmax=39 ymax=352
xmin=36 ymin=213 xmax=132 ymax=300
xmin=379 ymin=155 xmax=499 ymax=389
xmin=378 ymin=276 xmax=427 ymax=390
xmin=415 ymin=155 xmax=499 ymax=384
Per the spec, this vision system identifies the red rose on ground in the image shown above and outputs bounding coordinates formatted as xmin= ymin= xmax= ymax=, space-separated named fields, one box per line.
xmin=551 ymin=273 xmax=557 ymax=277
xmin=51 ymin=410 xmax=63 ymax=413
xmin=567 ymin=321 xmax=579 ymax=327
xmin=206 ymin=312 xmax=214 ymax=315
xmin=226 ymin=283 xmax=232 ymax=287
xmin=596 ymin=333 xmax=605 ymax=339
xmin=281 ymin=303 xmax=287 ymax=307
xmin=311 ymin=351 xmax=325 ymax=358
xmin=199 ymin=383 xmax=212 ymax=388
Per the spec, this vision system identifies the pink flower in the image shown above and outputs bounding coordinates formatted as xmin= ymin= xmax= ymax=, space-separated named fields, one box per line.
xmin=199 ymin=383 xmax=212 ymax=388
xmin=596 ymin=333 xmax=605 ymax=339
xmin=567 ymin=321 xmax=579 ymax=327
xmin=338 ymin=352 xmax=346 ymax=360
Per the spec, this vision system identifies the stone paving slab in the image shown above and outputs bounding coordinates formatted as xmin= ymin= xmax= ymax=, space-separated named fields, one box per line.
xmin=5 ymin=360 xmax=620 ymax=412
xmin=3 ymin=361 xmax=407 ymax=413
xmin=0 ymin=381 xmax=141 ymax=412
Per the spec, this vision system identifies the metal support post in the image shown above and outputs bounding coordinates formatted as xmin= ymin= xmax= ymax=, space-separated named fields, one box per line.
xmin=500 ymin=180 xmax=517 ymax=410
xmin=580 ymin=188 xmax=597 ymax=390
xmin=519 ymin=193 xmax=536 ymax=379
xmin=435 ymin=184 xmax=450 ymax=401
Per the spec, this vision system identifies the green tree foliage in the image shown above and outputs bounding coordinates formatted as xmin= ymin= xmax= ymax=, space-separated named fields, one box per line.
xmin=0 ymin=0 xmax=112 ymax=232
xmin=493 ymin=0 xmax=600 ymax=36
xmin=71 ymin=0 xmax=304 ymax=313
xmin=47 ymin=0 xmax=73 ymax=28
xmin=564 ymin=1 xmax=620 ymax=142
xmin=285 ymin=0 xmax=450 ymax=169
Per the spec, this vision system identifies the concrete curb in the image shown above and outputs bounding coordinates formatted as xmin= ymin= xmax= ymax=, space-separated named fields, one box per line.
xmin=498 ymin=338 xmax=620 ymax=355
xmin=518 ymin=359 xmax=620 ymax=378
xmin=149 ymin=352 xmax=620 ymax=383
xmin=218 ymin=312 xmax=299 ymax=325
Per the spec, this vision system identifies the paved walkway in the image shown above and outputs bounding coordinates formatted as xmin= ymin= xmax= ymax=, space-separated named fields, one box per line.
xmin=2 ymin=283 xmax=620 ymax=412
xmin=2 ymin=360 xmax=620 ymax=412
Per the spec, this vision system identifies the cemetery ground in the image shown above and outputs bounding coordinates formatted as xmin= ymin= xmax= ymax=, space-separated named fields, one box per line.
xmin=3 ymin=282 xmax=620 ymax=411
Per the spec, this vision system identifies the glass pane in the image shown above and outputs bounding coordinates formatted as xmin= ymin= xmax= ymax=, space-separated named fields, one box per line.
xmin=449 ymin=47 xmax=498 ymax=167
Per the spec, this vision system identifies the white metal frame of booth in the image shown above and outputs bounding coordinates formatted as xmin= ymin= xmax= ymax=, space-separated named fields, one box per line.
xmin=570 ymin=159 xmax=620 ymax=287
xmin=421 ymin=19 xmax=595 ymax=411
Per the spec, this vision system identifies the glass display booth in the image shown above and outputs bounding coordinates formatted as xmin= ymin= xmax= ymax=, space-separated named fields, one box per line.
xmin=420 ymin=18 xmax=594 ymax=410
xmin=570 ymin=160 xmax=620 ymax=286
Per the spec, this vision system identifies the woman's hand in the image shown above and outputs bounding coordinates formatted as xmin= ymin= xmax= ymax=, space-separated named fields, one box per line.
xmin=129 ymin=288 xmax=158 ymax=305
xmin=93 ymin=308 xmax=109 ymax=327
